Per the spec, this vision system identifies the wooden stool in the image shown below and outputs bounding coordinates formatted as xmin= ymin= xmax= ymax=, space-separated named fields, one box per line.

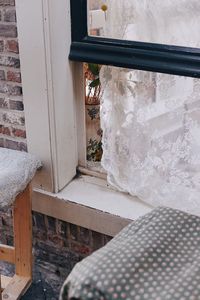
xmin=0 ymin=148 xmax=41 ymax=299
xmin=0 ymin=184 xmax=32 ymax=299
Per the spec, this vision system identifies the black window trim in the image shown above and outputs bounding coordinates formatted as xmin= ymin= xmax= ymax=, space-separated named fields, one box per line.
xmin=70 ymin=0 xmax=200 ymax=78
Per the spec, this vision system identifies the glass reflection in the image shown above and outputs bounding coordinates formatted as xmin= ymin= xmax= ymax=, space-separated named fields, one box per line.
xmin=88 ymin=0 xmax=200 ymax=48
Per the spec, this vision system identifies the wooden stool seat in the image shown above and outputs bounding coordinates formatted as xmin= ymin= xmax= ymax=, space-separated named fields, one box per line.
xmin=0 ymin=148 xmax=41 ymax=300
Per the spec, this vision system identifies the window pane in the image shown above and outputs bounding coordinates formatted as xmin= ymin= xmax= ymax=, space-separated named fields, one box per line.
xmin=88 ymin=0 xmax=200 ymax=48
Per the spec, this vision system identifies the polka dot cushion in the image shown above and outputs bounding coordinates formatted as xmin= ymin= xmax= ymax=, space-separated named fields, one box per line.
xmin=60 ymin=207 xmax=200 ymax=300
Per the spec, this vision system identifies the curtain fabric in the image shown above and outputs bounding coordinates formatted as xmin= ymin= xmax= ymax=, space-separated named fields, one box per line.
xmin=100 ymin=0 xmax=200 ymax=215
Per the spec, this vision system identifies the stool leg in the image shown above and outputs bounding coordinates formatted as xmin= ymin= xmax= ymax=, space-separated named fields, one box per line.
xmin=13 ymin=184 xmax=32 ymax=278
xmin=1 ymin=185 xmax=32 ymax=299
xmin=0 ymin=275 xmax=2 ymax=300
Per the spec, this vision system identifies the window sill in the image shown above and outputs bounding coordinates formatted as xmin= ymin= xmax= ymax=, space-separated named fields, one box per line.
xmin=32 ymin=175 xmax=153 ymax=236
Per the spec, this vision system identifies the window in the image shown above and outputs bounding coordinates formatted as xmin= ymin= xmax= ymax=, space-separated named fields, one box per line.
xmin=16 ymin=0 xmax=200 ymax=197
xmin=72 ymin=0 xmax=200 ymax=177
xmin=15 ymin=0 xmax=154 ymax=225
xmin=70 ymin=0 xmax=200 ymax=78
xmin=71 ymin=1 xmax=200 ymax=214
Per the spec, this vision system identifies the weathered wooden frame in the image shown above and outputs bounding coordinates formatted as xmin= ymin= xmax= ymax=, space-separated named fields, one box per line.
xmin=0 ymin=184 xmax=32 ymax=300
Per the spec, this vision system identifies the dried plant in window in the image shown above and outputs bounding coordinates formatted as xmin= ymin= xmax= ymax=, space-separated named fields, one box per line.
xmin=84 ymin=63 xmax=103 ymax=162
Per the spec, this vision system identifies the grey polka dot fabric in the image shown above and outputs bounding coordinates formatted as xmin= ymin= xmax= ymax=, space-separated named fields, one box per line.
xmin=60 ymin=207 xmax=200 ymax=300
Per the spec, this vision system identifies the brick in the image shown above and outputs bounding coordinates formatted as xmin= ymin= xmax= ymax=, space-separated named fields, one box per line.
xmin=0 ymin=82 xmax=7 ymax=93
xmin=6 ymin=235 xmax=13 ymax=246
xmin=0 ymin=209 xmax=12 ymax=226
xmin=0 ymin=24 xmax=17 ymax=38
xmin=4 ymin=138 xmax=18 ymax=150
xmin=34 ymin=213 xmax=46 ymax=231
xmin=33 ymin=229 xmax=47 ymax=242
xmin=57 ymin=220 xmax=69 ymax=238
xmin=8 ymin=85 xmax=22 ymax=96
xmin=7 ymin=70 xmax=21 ymax=83
xmin=0 ymin=233 xmax=7 ymax=244
xmin=4 ymin=9 xmax=16 ymax=22
xmin=0 ymin=56 xmax=20 ymax=68
xmin=0 ymin=140 xmax=26 ymax=153
xmin=49 ymin=249 xmax=69 ymax=268
xmin=19 ymin=141 xmax=27 ymax=151
xmin=35 ymin=240 xmax=68 ymax=258
xmin=2 ymin=111 xmax=25 ymax=125
xmin=47 ymin=234 xmax=65 ymax=247
xmin=12 ymin=128 xmax=26 ymax=138
xmin=6 ymin=40 xmax=18 ymax=53
xmin=0 ymin=98 xmax=8 ymax=108
xmin=0 ymin=125 xmax=11 ymax=135
xmin=47 ymin=216 xmax=56 ymax=233
xmin=0 ymin=40 xmax=4 ymax=52
xmin=0 ymin=83 xmax=22 ymax=95
xmin=92 ymin=231 xmax=104 ymax=250
xmin=69 ymin=224 xmax=79 ymax=241
xmin=71 ymin=242 xmax=91 ymax=255
xmin=0 ymin=70 xmax=5 ymax=80
xmin=0 ymin=0 xmax=15 ymax=5
xmin=9 ymin=100 xmax=24 ymax=110
xmin=79 ymin=227 xmax=91 ymax=246
xmin=0 ymin=138 xmax=3 ymax=146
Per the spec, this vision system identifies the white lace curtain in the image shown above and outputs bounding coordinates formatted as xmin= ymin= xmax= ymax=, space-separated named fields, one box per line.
xmin=100 ymin=0 xmax=200 ymax=215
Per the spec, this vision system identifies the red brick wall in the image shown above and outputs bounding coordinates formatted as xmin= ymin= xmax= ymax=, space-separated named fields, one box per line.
xmin=0 ymin=208 xmax=112 ymax=259
xmin=0 ymin=208 xmax=112 ymax=289
xmin=0 ymin=0 xmax=26 ymax=151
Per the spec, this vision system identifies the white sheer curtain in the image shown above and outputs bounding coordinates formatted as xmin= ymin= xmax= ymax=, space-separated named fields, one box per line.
xmin=100 ymin=0 xmax=200 ymax=215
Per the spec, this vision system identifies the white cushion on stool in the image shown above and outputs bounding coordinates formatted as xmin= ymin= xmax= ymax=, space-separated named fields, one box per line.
xmin=0 ymin=147 xmax=41 ymax=209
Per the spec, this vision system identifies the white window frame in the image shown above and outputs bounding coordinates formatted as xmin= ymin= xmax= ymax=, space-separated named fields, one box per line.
xmin=16 ymin=0 xmax=77 ymax=193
